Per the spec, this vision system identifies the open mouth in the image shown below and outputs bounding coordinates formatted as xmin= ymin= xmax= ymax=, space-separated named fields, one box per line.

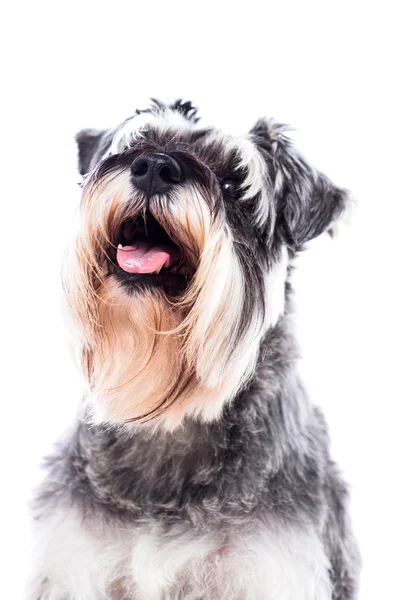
xmin=114 ymin=211 xmax=195 ymax=292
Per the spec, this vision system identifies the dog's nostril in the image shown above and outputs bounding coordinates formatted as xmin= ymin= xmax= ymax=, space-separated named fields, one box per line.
xmin=159 ymin=164 xmax=182 ymax=184
xmin=132 ymin=158 xmax=149 ymax=177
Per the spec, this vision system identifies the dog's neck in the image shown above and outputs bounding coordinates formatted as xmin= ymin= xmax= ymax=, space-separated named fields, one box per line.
xmin=58 ymin=305 xmax=321 ymax=526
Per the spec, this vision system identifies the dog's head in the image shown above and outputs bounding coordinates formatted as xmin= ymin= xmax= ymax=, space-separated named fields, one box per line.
xmin=66 ymin=99 xmax=349 ymax=429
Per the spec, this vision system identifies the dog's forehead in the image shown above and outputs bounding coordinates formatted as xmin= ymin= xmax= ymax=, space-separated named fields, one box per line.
xmin=110 ymin=108 xmax=196 ymax=151
xmin=109 ymin=108 xmax=257 ymax=161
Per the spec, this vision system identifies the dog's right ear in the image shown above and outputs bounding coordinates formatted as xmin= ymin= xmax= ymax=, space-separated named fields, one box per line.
xmin=75 ymin=129 xmax=106 ymax=176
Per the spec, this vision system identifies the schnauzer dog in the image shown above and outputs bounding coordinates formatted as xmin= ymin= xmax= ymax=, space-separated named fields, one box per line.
xmin=30 ymin=100 xmax=360 ymax=599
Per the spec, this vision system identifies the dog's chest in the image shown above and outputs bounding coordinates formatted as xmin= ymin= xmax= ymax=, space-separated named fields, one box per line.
xmin=31 ymin=507 xmax=331 ymax=600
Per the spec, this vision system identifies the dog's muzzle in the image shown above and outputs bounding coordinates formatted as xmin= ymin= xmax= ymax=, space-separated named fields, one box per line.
xmin=114 ymin=153 xmax=190 ymax=279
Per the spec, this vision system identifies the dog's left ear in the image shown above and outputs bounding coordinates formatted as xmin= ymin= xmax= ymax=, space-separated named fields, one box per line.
xmin=75 ymin=129 xmax=107 ymax=176
xmin=251 ymin=119 xmax=351 ymax=248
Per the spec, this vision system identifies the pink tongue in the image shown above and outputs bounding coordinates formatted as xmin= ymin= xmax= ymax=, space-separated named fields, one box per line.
xmin=116 ymin=239 xmax=172 ymax=274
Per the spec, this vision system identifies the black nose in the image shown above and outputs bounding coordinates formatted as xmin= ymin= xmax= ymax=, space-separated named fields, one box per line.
xmin=130 ymin=153 xmax=183 ymax=196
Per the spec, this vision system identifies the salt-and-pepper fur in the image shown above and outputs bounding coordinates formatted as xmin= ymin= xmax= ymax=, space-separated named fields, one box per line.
xmin=29 ymin=100 xmax=360 ymax=599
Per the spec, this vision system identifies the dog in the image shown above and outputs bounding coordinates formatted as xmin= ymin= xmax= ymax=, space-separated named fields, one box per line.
xmin=29 ymin=99 xmax=360 ymax=599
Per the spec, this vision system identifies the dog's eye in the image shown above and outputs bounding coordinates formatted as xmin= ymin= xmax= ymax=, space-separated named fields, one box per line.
xmin=221 ymin=178 xmax=239 ymax=195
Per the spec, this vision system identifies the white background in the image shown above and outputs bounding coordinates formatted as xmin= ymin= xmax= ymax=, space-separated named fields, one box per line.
xmin=1 ymin=1 xmax=399 ymax=598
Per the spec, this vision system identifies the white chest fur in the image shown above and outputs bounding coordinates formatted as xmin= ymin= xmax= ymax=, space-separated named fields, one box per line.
xmin=28 ymin=508 xmax=332 ymax=600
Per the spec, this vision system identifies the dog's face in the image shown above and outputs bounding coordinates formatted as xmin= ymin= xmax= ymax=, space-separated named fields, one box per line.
xmin=66 ymin=99 xmax=348 ymax=429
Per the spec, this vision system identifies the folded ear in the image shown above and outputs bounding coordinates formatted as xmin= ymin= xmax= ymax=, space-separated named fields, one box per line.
xmin=251 ymin=119 xmax=352 ymax=248
xmin=75 ymin=128 xmax=107 ymax=176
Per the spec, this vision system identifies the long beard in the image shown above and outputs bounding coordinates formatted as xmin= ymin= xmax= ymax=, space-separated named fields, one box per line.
xmin=64 ymin=169 xmax=286 ymax=429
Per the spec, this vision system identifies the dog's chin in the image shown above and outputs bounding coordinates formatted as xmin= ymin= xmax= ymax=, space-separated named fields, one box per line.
xmin=110 ymin=210 xmax=196 ymax=296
